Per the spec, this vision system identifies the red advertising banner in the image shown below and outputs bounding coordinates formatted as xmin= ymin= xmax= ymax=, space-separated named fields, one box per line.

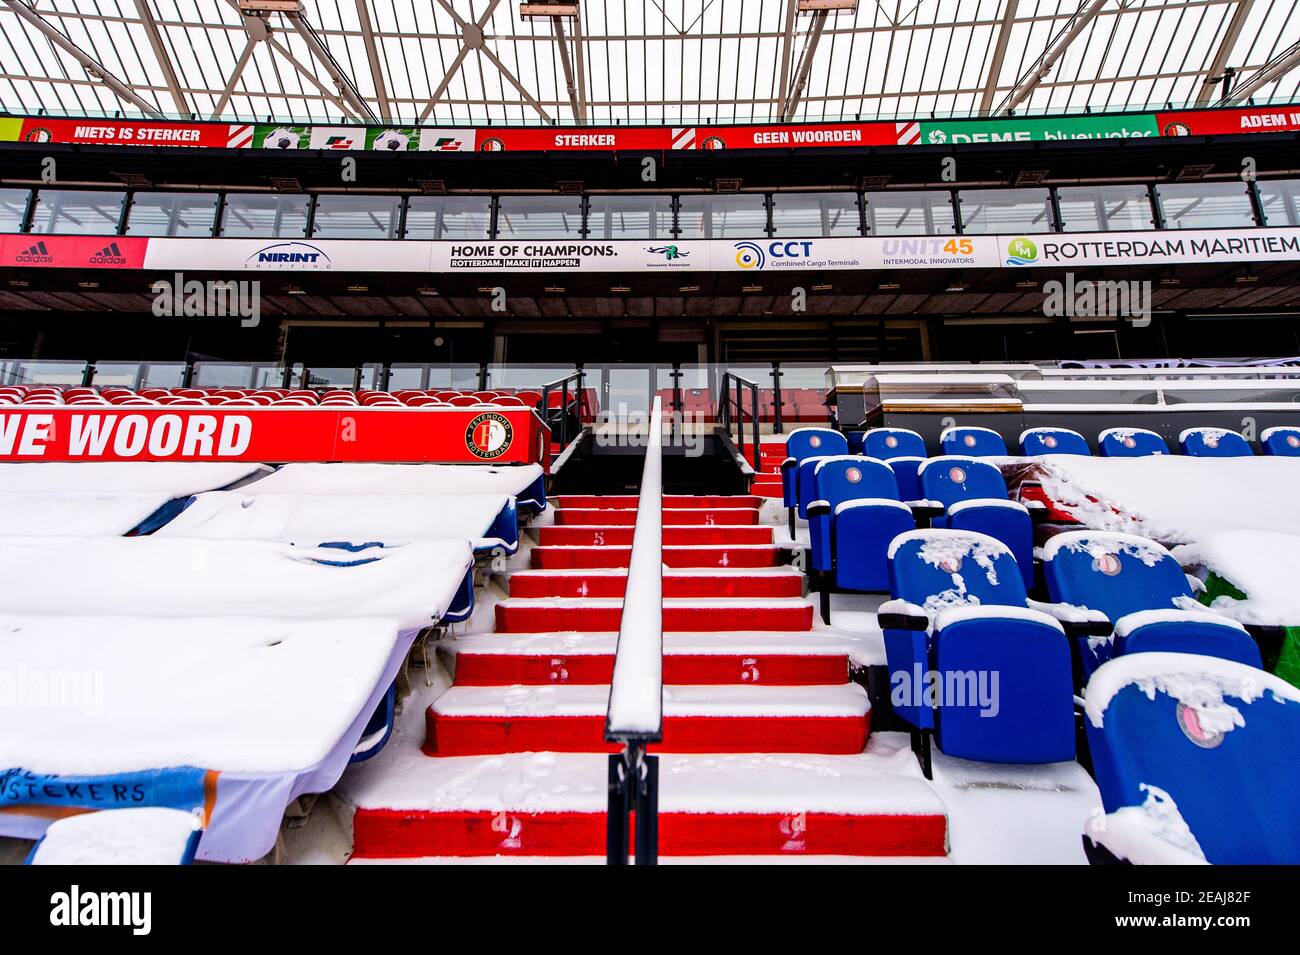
xmin=473 ymin=122 xmax=908 ymax=151
xmin=692 ymin=122 xmax=910 ymax=149
xmin=0 ymin=407 xmax=549 ymax=464
xmin=475 ymin=127 xmax=681 ymax=151
xmin=0 ymin=234 xmax=148 ymax=269
xmin=16 ymin=117 xmax=244 ymax=148
xmin=1157 ymin=106 xmax=1300 ymax=137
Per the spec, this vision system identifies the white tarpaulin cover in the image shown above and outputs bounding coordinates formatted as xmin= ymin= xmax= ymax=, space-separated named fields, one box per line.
xmin=242 ymin=462 xmax=544 ymax=506
xmin=0 ymin=491 xmax=179 ymax=537
xmin=0 ymin=462 xmax=269 ymax=494
xmin=153 ymin=491 xmax=517 ymax=551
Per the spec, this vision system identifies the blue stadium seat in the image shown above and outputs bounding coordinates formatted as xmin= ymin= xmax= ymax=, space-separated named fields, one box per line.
xmin=806 ymin=456 xmax=914 ymax=622
xmin=1083 ymin=653 xmax=1300 ymax=864
xmin=864 ymin=427 xmax=927 ymax=459
xmin=1262 ymin=427 xmax=1300 ymax=456
xmin=918 ymin=456 xmax=1033 ymax=589
xmin=1019 ymin=427 xmax=1090 ymax=456
xmin=885 ymin=456 xmax=925 ymax=502
xmin=1042 ymin=530 xmax=1261 ymax=679
xmin=939 ymin=426 xmax=1007 ymax=457
xmin=780 ymin=427 xmax=848 ymax=534
xmin=879 ymin=529 xmax=1075 ymax=775
xmin=1098 ymin=427 xmax=1168 ymax=457
xmin=1179 ymin=427 xmax=1254 ymax=457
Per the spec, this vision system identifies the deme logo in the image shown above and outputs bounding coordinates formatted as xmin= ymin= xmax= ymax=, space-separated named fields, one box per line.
xmin=246 ymin=241 xmax=332 ymax=269
xmin=1006 ymin=237 xmax=1038 ymax=266
xmin=734 ymin=240 xmax=814 ymax=269
xmin=647 ymin=244 xmax=688 ymax=261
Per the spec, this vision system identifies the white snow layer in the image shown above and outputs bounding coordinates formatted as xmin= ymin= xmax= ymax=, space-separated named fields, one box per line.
xmin=153 ymin=491 xmax=512 ymax=548
xmin=0 ymin=462 xmax=268 ymax=494
xmin=1085 ymin=784 xmax=1209 ymax=865
xmin=1084 ymin=652 xmax=1300 ymax=730
xmin=1112 ymin=608 xmax=1247 ymax=638
xmin=1173 ymin=529 xmax=1300 ymax=624
xmin=0 ymin=492 xmax=178 ymax=537
xmin=241 ymin=462 xmax=543 ymax=497
xmin=0 ymin=537 xmax=471 ymax=629
xmin=1034 ymin=456 xmax=1300 ymax=543
xmin=29 ymin=807 xmax=202 ymax=865
xmin=0 ymin=614 xmax=404 ymax=774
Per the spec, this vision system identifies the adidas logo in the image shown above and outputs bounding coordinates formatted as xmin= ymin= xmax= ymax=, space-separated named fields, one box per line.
xmin=89 ymin=241 xmax=127 ymax=265
xmin=15 ymin=240 xmax=52 ymax=263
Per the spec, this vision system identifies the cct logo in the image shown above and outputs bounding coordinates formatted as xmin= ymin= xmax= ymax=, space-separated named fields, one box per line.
xmin=733 ymin=240 xmax=816 ymax=269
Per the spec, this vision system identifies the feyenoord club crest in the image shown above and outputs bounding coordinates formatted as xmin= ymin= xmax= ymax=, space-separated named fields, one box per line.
xmin=466 ymin=412 xmax=513 ymax=459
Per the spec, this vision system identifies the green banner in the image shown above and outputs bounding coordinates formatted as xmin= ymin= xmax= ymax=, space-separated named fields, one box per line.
xmin=920 ymin=114 xmax=1159 ymax=145
xmin=0 ymin=118 xmax=21 ymax=142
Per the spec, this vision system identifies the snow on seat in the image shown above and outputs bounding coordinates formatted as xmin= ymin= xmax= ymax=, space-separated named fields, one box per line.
xmin=1042 ymin=530 xmax=1261 ymax=676
xmin=1019 ymin=427 xmax=1090 ymax=456
xmin=0 ymin=491 xmax=198 ymax=537
xmin=240 ymin=462 xmax=546 ymax=512
xmin=1179 ymin=427 xmax=1254 ymax=458
xmin=152 ymin=491 xmax=519 ymax=554
xmin=0 ymin=537 xmax=473 ymax=626
xmin=918 ymin=456 xmax=1033 ymax=588
xmin=1261 ymin=426 xmax=1300 ymax=457
xmin=879 ymin=529 xmax=1075 ymax=773
xmin=1083 ymin=652 xmax=1300 ymax=864
xmin=26 ymin=807 xmax=202 ymax=865
xmin=1098 ymin=427 xmax=1168 ymax=457
xmin=0 ymin=614 xmax=426 ymax=863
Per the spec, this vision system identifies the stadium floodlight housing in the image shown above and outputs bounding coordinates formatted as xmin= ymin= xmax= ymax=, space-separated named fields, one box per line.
xmin=519 ymin=3 xmax=579 ymax=16
xmin=238 ymin=0 xmax=304 ymax=13
xmin=797 ymin=0 xmax=857 ymax=11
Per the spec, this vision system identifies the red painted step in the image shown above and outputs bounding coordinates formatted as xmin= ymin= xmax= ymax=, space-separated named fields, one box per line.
xmin=451 ymin=649 xmax=849 ymax=686
xmin=352 ymin=808 xmax=945 ymax=859
xmin=531 ymin=544 xmax=781 ymax=569
xmin=555 ymin=507 xmax=759 ymax=526
xmin=424 ymin=684 xmax=870 ymax=756
xmin=537 ymin=525 xmax=773 ymax=546
xmin=494 ymin=597 xmax=814 ymax=633
xmin=554 ymin=495 xmax=762 ymax=510
xmin=508 ymin=568 xmax=803 ymax=598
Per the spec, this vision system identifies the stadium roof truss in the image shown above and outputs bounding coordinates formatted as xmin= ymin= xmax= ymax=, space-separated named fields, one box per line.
xmin=1 ymin=0 xmax=1299 ymax=126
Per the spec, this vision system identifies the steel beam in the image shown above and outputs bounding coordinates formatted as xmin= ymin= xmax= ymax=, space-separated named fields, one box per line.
xmin=978 ymin=0 xmax=1020 ymax=115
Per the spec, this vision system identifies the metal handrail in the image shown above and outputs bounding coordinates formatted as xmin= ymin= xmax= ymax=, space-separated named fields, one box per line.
xmin=719 ymin=371 xmax=762 ymax=471
xmin=539 ymin=370 xmax=587 ymax=450
xmin=603 ymin=395 xmax=664 ymax=865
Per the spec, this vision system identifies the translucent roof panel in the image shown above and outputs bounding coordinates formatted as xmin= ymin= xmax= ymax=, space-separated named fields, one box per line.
xmin=0 ymin=0 xmax=1298 ymax=126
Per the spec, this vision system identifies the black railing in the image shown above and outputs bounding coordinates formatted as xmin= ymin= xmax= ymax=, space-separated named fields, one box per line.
xmin=540 ymin=370 xmax=587 ymax=452
xmin=719 ymin=372 xmax=762 ymax=472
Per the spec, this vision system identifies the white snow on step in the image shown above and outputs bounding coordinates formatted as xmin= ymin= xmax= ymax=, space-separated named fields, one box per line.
xmin=0 ymin=462 xmax=268 ymax=495
xmin=153 ymin=491 xmax=513 ymax=549
xmin=29 ymin=808 xmax=201 ymax=866
xmin=496 ymin=597 xmax=811 ymax=610
xmin=509 ymin=567 xmax=803 ymax=578
xmin=0 ymin=491 xmax=179 ymax=537
xmin=0 ymin=537 xmax=471 ymax=629
xmin=0 ymin=614 xmax=403 ymax=775
xmin=429 ymin=682 xmax=869 ymax=718
xmin=442 ymin=630 xmax=851 ymax=657
xmin=342 ymin=734 xmax=935 ymax=817
xmin=242 ymin=462 xmax=543 ymax=497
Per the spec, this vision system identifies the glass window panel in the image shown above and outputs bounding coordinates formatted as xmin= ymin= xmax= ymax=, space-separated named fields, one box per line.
xmin=1055 ymin=185 xmax=1155 ymax=232
xmin=0 ymin=188 xmax=30 ymax=232
xmin=959 ymin=188 xmax=1053 ymax=234
xmin=586 ymin=195 xmax=673 ymax=239
xmin=1155 ymin=182 xmax=1257 ymax=229
xmin=770 ymin=192 xmax=862 ymax=236
xmin=495 ymin=196 xmax=583 ymax=239
xmin=28 ymin=190 xmax=125 ymax=235
xmin=191 ymin=362 xmax=297 ymax=388
xmin=311 ymin=195 xmax=401 ymax=239
xmin=865 ymin=191 xmax=957 ymax=235
xmin=124 ymin=192 xmax=218 ymax=237
xmin=676 ymin=194 xmax=768 ymax=238
xmin=219 ymin=194 xmax=310 ymax=238
xmin=404 ymin=196 xmax=492 ymax=239
xmin=91 ymin=361 xmax=188 ymax=389
xmin=1257 ymin=179 xmax=1300 ymax=227
xmin=1 ymin=360 xmax=88 ymax=386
